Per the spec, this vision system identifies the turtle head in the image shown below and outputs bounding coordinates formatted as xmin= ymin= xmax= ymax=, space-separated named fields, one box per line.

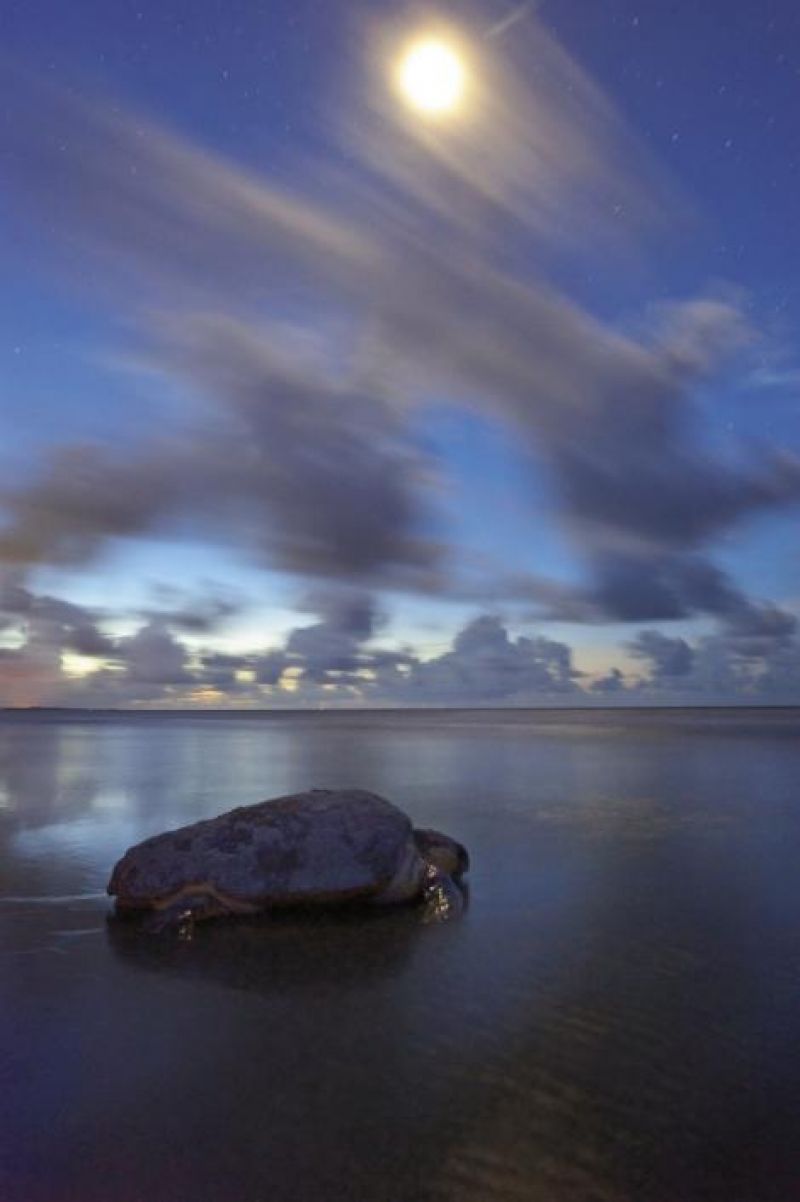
xmin=413 ymin=829 xmax=470 ymax=881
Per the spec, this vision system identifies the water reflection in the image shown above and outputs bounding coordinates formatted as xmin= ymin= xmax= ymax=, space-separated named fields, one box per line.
xmin=0 ymin=721 xmax=100 ymax=830
xmin=106 ymin=906 xmax=424 ymax=995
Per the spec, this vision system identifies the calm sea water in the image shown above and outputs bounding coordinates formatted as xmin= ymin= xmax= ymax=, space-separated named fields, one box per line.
xmin=2 ymin=707 xmax=800 ymax=1202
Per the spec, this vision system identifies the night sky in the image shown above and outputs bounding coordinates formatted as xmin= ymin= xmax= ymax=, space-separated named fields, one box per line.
xmin=1 ymin=0 xmax=799 ymax=706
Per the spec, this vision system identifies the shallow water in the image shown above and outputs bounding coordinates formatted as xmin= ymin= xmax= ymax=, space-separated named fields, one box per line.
xmin=2 ymin=707 xmax=800 ymax=1202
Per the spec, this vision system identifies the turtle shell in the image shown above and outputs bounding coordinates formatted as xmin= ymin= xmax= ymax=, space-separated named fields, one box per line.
xmin=108 ymin=788 xmax=414 ymax=911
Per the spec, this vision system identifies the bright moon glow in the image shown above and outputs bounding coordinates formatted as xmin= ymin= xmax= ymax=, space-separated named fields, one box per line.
xmin=397 ymin=39 xmax=465 ymax=115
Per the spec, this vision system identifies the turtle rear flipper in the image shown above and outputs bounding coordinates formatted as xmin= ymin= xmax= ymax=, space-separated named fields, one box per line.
xmin=142 ymin=892 xmax=229 ymax=936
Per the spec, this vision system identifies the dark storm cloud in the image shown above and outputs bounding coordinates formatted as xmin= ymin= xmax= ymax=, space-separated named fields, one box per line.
xmin=0 ymin=573 xmax=116 ymax=658
xmin=116 ymin=622 xmax=192 ymax=686
xmin=161 ymin=315 xmax=442 ymax=584
xmin=141 ymin=587 xmax=243 ymax=633
xmin=629 ymin=630 xmax=695 ymax=680
xmin=285 ymin=589 xmax=378 ymax=682
xmin=723 ymin=602 xmax=797 ymax=649
xmin=0 ymin=574 xmax=117 ymax=705
xmin=387 ymin=276 xmax=800 ymax=570
xmin=0 ymin=322 xmax=442 ymax=587
xmin=0 ymin=445 xmax=181 ymax=568
xmin=506 ymin=552 xmax=799 ymax=645
xmin=252 ymin=650 xmax=291 ymax=687
xmin=499 ymin=550 xmax=797 ymax=649
xmin=585 ymin=553 xmax=758 ymax=624
xmin=626 ymin=631 xmax=800 ymax=704
xmin=296 ymin=588 xmax=378 ymax=639
xmin=198 ymin=652 xmax=251 ymax=691
xmin=403 ymin=615 xmax=581 ymax=703
xmin=590 ymin=667 xmax=627 ymax=695
xmin=281 ymin=588 xmax=412 ymax=685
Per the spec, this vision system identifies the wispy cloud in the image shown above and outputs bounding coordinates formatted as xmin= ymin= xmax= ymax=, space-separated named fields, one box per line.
xmin=0 ymin=10 xmax=798 ymax=705
xmin=486 ymin=3 xmax=538 ymax=41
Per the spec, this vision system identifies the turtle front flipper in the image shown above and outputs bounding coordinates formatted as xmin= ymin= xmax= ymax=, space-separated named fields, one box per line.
xmin=420 ymin=866 xmax=466 ymax=924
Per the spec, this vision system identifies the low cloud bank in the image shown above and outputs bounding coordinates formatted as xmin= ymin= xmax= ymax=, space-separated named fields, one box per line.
xmin=1 ymin=582 xmax=797 ymax=708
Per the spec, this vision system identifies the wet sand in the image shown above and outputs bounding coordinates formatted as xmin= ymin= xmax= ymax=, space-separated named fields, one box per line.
xmin=2 ymin=708 xmax=800 ymax=1201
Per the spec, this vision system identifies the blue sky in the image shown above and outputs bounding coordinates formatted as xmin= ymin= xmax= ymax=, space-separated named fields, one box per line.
xmin=1 ymin=0 xmax=799 ymax=706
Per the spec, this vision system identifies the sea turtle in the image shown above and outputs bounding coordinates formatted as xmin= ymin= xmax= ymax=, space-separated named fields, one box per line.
xmin=108 ymin=788 xmax=469 ymax=932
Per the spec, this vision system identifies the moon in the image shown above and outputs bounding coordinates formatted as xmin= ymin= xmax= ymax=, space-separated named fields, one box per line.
xmin=396 ymin=38 xmax=466 ymax=115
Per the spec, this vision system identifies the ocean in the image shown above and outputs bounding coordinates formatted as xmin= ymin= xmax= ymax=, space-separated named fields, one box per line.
xmin=2 ymin=707 xmax=799 ymax=1202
